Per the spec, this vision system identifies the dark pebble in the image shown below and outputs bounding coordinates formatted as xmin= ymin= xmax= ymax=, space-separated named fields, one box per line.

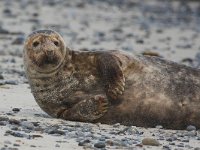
xmin=182 ymin=139 xmax=189 ymax=142
xmin=32 ymin=135 xmax=43 ymax=138
xmin=163 ymin=145 xmax=171 ymax=150
xmin=12 ymin=108 xmax=20 ymax=113
xmin=13 ymin=143 xmax=20 ymax=147
xmin=0 ymin=116 xmax=9 ymax=121
xmin=0 ymin=121 xmax=7 ymax=126
xmin=78 ymin=139 xmax=90 ymax=146
xmin=48 ymin=129 xmax=65 ymax=135
xmin=136 ymin=39 xmax=144 ymax=44
xmin=169 ymin=142 xmax=175 ymax=145
xmin=0 ymin=74 xmax=4 ymax=80
xmin=5 ymin=80 xmax=18 ymax=85
xmin=20 ymin=121 xmax=34 ymax=130
xmin=166 ymin=137 xmax=173 ymax=142
xmin=0 ymin=27 xmax=9 ymax=34
xmin=12 ymin=35 xmax=25 ymax=45
xmin=0 ymin=81 xmax=5 ymax=85
xmin=94 ymin=142 xmax=106 ymax=149
xmin=177 ymin=143 xmax=184 ymax=147
xmin=9 ymin=119 xmax=20 ymax=125
xmin=5 ymin=130 xmax=25 ymax=138
xmin=3 ymin=8 xmax=11 ymax=14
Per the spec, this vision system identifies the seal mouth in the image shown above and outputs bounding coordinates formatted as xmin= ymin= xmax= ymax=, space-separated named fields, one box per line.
xmin=44 ymin=54 xmax=59 ymax=65
xmin=31 ymin=50 xmax=62 ymax=69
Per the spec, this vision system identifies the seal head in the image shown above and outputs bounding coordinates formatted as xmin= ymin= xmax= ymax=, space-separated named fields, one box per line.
xmin=23 ymin=29 xmax=67 ymax=74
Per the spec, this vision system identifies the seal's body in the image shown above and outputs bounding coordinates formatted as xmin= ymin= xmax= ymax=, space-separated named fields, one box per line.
xmin=24 ymin=30 xmax=200 ymax=129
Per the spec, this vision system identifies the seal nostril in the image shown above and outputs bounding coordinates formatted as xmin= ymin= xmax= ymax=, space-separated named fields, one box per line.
xmin=46 ymin=50 xmax=54 ymax=55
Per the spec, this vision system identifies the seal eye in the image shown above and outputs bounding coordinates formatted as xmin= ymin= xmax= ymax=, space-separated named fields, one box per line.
xmin=33 ymin=41 xmax=39 ymax=47
xmin=54 ymin=41 xmax=59 ymax=47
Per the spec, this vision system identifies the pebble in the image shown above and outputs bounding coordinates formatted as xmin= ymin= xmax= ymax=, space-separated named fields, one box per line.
xmin=5 ymin=80 xmax=18 ymax=85
xmin=12 ymin=35 xmax=25 ymax=45
xmin=0 ymin=27 xmax=9 ymax=34
xmin=184 ymin=131 xmax=197 ymax=137
xmin=0 ymin=116 xmax=9 ymax=121
xmin=117 ymin=126 xmax=140 ymax=135
xmin=12 ymin=108 xmax=20 ymax=113
xmin=0 ymin=121 xmax=7 ymax=126
xmin=94 ymin=142 xmax=106 ymax=148
xmin=186 ymin=125 xmax=196 ymax=131
xmin=47 ymin=129 xmax=65 ymax=135
xmin=155 ymin=125 xmax=163 ymax=129
xmin=4 ymin=140 xmax=12 ymax=144
xmin=78 ymin=139 xmax=90 ymax=146
xmin=182 ymin=139 xmax=189 ymax=142
xmin=163 ymin=145 xmax=171 ymax=150
xmin=0 ymin=74 xmax=4 ymax=80
xmin=5 ymin=130 xmax=25 ymax=138
xmin=20 ymin=121 xmax=34 ymax=130
xmin=142 ymin=138 xmax=160 ymax=146
xmin=9 ymin=119 xmax=20 ymax=125
xmin=13 ymin=143 xmax=20 ymax=147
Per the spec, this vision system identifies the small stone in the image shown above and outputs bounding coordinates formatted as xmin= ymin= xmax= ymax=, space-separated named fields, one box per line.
xmin=186 ymin=125 xmax=196 ymax=131
xmin=3 ymin=8 xmax=11 ymax=14
xmin=5 ymin=130 xmax=24 ymax=138
xmin=194 ymin=147 xmax=200 ymax=150
xmin=136 ymin=39 xmax=144 ymax=44
xmin=182 ymin=139 xmax=189 ymax=142
xmin=184 ymin=131 xmax=197 ymax=137
xmin=0 ymin=116 xmax=9 ymax=121
xmin=166 ymin=137 xmax=173 ymax=142
xmin=142 ymin=138 xmax=160 ymax=146
xmin=13 ymin=143 xmax=20 ymax=147
xmin=20 ymin=121 xmax=34 ymax=130
xmin=30 ymin=145 xmax=36 ymax=147
xmin=177 ymin=143 xmax=184 ymax=147
xmin=12 ymin=108 xmax=20 ymax=113
xmin=78 ymin=139 xmax=90 ymax=146
xmin=155 ymin=125 xmax=163 ymax=129
xmin=55 ymin=144 xmax=60 ymax=147
xmin=0 ymin=27 xmax=9 ymax=34
xmin=9 ymin=119 xmax=20 ymax=125
xmin=47 ymin=129 xmax=65 ymax=135
xmin=169 ymin=142 xmax=175 ymax=145
xmin=113 ymin=123 xmax=120 ymax=128
xmin=0 ymin=74 xmax=4 ymax=80
xmin=32 ymin=135 xmax=43 ymax=138
xmin=94 ymin=142 xmax=106 ymax=148
xmin=12 ymin=35 xmax=25 ymax=45
xmin=0 ymin=121 xmax=7 ymax=126
xmin=5 ymin=80 xmax=18 ymax=85
xmin=163 ymin=145 xmax=171 ymax=150
xmin=4 ymin=140 xmax=12 ymax=144
xmin=118 ymin=126 xmax=140 ymax=135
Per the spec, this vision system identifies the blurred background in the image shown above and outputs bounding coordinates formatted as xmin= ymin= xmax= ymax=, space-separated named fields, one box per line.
xmin=0 ymin=0 xmax=200 ymax=84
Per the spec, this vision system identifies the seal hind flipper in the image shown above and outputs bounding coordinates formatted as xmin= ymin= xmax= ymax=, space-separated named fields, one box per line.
xmin=58 ymin=95 xmax=109 ymax=121
xmin=97 ymin=53 xmax=125 ymax=100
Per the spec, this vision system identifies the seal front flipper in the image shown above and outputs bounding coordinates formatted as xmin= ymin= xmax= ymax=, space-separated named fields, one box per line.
xmin=97 ymin=53 xmax=125 ymax=100
xmin=57 ymin=95 xmax=109 ymax=122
